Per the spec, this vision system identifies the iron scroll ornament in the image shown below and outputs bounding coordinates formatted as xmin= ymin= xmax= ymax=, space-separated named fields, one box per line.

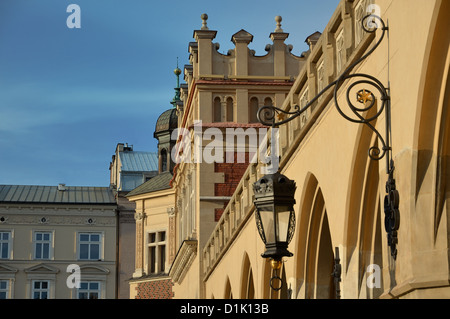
xmin=257 ymin=15 xmax=400 ymax=259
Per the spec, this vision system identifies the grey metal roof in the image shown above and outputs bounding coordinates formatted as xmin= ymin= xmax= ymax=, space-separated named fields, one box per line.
xmin=0 ymin=185 xmax=116 ymax=205
xmin=126 ymin=172 xmax=173 ymax=197
xmin=119 ymin=151 xmax=158 ymax=172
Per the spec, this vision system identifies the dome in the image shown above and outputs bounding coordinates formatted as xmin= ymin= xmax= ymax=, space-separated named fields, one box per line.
xmin=154 ymin=108 xmax=178 ymax=137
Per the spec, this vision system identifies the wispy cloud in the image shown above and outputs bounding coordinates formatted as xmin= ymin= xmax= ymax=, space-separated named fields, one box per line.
xmin=0 ymin=82 xmax=172 ymax=134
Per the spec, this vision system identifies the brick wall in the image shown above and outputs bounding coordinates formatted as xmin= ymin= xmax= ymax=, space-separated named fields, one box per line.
xmin=214 ymin=152 xmax=250 ymax=221
xmin=135 ymin=278 xmax=174 ymax=299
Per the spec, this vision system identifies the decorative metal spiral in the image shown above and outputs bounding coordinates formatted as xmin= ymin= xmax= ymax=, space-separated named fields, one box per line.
xmin=257 ymin=14 xmax=390 ymax=163
xmin=257 ymin=14 xmax=400 ymax=260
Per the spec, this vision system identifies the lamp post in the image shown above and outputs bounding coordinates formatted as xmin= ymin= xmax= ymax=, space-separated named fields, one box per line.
xmin=253 ymin=14 xmax=398 ymax=296
xmin=256 ymin=14 xmax=399 ymax=260
xmin=253 ymin=172 xmax=296 ymax=291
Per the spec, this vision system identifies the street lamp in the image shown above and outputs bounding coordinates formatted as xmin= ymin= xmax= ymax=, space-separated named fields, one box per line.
xmin=253 ymin=172 xmax=296 ymax=290
xmin=256 ymin=14 xmax=399 ymax=260
xmin=253 ymin=14 xmax=398 ymax=296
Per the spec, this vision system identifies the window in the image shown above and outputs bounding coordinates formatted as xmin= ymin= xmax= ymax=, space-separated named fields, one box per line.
xmin=0 ymin=231 xmax=11 ymax=259
xmin=317 ymin=60 xmax=325 ymax=94
xmin=78 ymin=281 xmax=101 ymax=299
xmin=264 ymin=97 xmax=273 ymax=108
xmin=161 ymin=149 xmax=168 ymax=172
xmin=249 ymin=97 xmax=259 ymax=123
xmin=355 ymin=0 xmax=366 ymax=46
xmin=0 ymin=280 xmax=9 ymax=299
xmin=78 ymin=233 xmax=102 ymax=260
xmin=226 ymin=97 xmax=234 ymax=122
xmin=299 ymin=87 xmax=309 ymax=128
xmin=336 ymin=29 xmax=345 ymax=74
xmin=147 ymin=231 xmax=166 ymax=274
xmin=32 ymin=280 xmax=49 ymax=299
xmin=213 ymin=97 xmax=221 ymax=122
xmin=34 ymin=231 xmax=52 ymax=260
xmin=300 ymin=87 xmax=309 ymax=108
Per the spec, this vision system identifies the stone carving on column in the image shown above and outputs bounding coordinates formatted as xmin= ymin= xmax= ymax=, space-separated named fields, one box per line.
xmin=167 ymin=207 xmax=176 ymax=264
xmin=133 ymin=210 xmax=144 ymax=278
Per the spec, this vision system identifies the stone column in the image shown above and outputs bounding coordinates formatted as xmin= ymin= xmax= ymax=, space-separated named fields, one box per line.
xmin=193 ymin=14 xmax=217 ymax=76
xmin=167 ymin=207 xmax=176 ymax=264
xmin=132 ymin=209 xmax=144 ymax=278
xmin=270 ymin=16 xmax=289 ymax=78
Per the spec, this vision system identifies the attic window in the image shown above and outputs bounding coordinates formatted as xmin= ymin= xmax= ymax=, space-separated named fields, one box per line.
xmin=161 ymin=149 xmax=168 ymax=172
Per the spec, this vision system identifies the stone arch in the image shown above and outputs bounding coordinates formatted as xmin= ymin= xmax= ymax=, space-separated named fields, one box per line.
xmin=240 ymin=252 xmax=255 ymax=299
xmin=213 ymin=96 xmax=221 ymax=122
xmin=261 ymin=258 xmax=272 ymax=298
xmin=339 ymin=82 xmax=385 ymax=297
xmin=294 ymin=173 xmax=335 ymax=299
xmin=294 ymin=172 xmax=319 ymax=288
xmin=226 ymin=96 xmax=234 ymax=122
xmin=249 ymin=96 xmax=259 ymax=123
xmin=304 ymin=189 xmax=334 ymax=299
xmin=224 ymin=276 xmax=233 ymax=299
xmin=264 ymin=97 xmax=273 ymax=106
xmin=355 ymin=142 xmax=383 ymax=298
xmin=344 ymin=116 xmax=377 ymax=268
xmin=414 ymin=0 xmax=450 ymax=243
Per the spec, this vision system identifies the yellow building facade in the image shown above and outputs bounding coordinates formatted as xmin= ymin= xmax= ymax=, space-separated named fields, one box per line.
xmin=130 ymin=0 xmax=450 ymax=299
xmin=0 ymin=185 xmax=117 ymax=299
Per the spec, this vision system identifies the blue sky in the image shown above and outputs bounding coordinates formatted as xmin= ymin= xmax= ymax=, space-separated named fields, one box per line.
xmin=0 ymin=0 xmax=340 ymax=187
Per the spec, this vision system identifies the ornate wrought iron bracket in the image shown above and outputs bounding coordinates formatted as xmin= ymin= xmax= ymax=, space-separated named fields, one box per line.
xmin=257 ymin=15 xmax=399 ymax=259
xmin=331 ymin=247 xmax=342 ymax=299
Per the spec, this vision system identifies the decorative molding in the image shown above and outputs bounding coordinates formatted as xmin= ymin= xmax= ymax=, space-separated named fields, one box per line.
xmin=0 ymin=214 xmax=115 ymax=226
xmin=169 ymin=240 xmax=197 ymax=283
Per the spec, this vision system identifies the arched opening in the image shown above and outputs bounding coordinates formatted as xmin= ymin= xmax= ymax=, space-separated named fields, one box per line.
xmin=160 ymin=149 xmax=167 ymax=173
xmin=240 ymin=253 xmax=255 ymax=299
xmin=343 ymin=100 xmax=384 ymax=298
xmin=249 ymin=97 xmax=259 ymax=123
xmin=294 ymin=173 xmax=335 ymax=299
xmin=214 ymin=97 xmax=221 ymax=122
xmin=226 ymin=97 xmax=234 ymax=122
xmin=314 ymin=212 xmax=334 ymax=299
xmin=224 ymin=276 xmax=233 ymax=299
xmin=304 ymin=188 xmax=334 ymax=299
xmin=357 ymin=154 xmax=383 ymax=298
xmin=261 ymin=258 xmax=272 ymax=298
xmin=413 ymin=0 xmax=450 ymax=284
xmin=414 ymin=0 xmax=450 ymax=230
xmin=264 ymin=97 xmax=273 ymax=107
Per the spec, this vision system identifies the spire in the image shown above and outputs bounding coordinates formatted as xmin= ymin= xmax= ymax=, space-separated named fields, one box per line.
xmin=171 ymin=58 xmax=182 ymax=107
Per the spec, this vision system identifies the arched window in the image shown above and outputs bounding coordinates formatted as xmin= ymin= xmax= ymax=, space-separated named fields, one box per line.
xmin=226 ymin=97 xmax=234 ymax=122
xmin=264 ymin=97 xmax=273 ymax=107
xmin=241 ymin=253 xmax=255 ymax=299
xmin=160 ymin=149 xmax=167 ymax=172
xmin=213 ymin=97 xmax=221 ymax=122
xmin=249 ymin=97 xmax=259 ymax=123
